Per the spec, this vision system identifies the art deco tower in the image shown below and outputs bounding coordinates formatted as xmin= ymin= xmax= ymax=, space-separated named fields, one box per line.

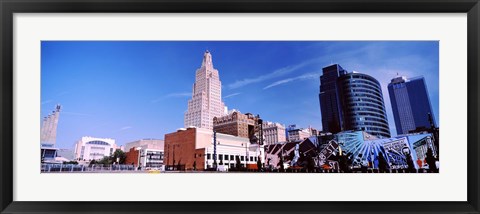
xmin=184 ymin=51 xmax=226 ymax=130
xmin=41 ymin=104 xmax=61 ymax=147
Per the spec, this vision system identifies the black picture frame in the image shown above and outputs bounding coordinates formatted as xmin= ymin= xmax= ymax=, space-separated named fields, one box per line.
xmin=1 ymin=0 xmax=479 ymax=213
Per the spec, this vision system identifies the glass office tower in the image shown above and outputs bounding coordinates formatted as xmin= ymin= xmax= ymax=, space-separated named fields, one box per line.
xmin=388 ymin=76 xmax=436 ymax=135
xmin=319 ymin=64 xmax=346 ymax=133
xmin=338 ymin=72 xmax=391 ymax=138
xmin=319 ymin=64 xmax=390 ymax=138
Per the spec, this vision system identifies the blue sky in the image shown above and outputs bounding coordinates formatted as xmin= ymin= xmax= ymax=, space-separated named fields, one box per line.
xmin=41 ymin=41 xmax=439 ymax=150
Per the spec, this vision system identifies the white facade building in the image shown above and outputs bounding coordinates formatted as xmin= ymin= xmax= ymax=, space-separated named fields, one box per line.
xmin=74 ymin=136 xmax=118 ymax=161
xmin=125 ymin=139 xmax=164 ymax=169
xmin=263 ymin=121 xmax=286 ymax=145
xmin=184 ymin=51 xmax=227 ymax=130
xmin=204 ymin=132 xmax=265 ymax=170
xmin=124 ymin=139 xmax=164 ymax=151
xmin=287 ymin=128 xmax=312 ymax=142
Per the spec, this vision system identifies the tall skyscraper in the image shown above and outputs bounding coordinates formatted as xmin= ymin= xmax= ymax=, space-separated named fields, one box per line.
xmin=319 ymin=64 xmax=346 ymax=133
xmin=184 ymin=51 xmax=226 ymax=130
xmin=41 ymin=104 xmax=61 ymax=147
xmin=319 ymin=64 xmax=391 ymax=138
xmin=388 ymin=76 xmax=437 ymax=135
xmin=338 ymin=72 xmax=391 ymax=138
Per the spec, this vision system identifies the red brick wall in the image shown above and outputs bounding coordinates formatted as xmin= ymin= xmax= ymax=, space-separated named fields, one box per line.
xmin=125 ymin=147 xmax=139 ymax=166
xmin=164 ymin=128 xmax=200 ymax=171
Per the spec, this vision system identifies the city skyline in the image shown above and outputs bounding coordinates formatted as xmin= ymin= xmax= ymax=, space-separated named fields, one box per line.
xmin=41 ymin=41 xmax=439 ymax=149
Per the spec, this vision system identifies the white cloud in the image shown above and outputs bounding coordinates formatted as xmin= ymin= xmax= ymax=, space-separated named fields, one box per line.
xmin=62 ymin=111 xmax=90 ymax=116
xmin=223 ymin=93 xmax=241 ymax=99
xmin=119 ymin=126 xmax=132 ymax=131
xmin=151 ymin=92 xmax=191 ymax=103
xmin=263 ymin=72 xmax=320 ymax=90
xmin=227 ymin=58 xmax=320 ymax=89
xmin=41 ymin=100 xmax=52 ymax=105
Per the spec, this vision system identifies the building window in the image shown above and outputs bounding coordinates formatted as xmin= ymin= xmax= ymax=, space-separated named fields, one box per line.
xmin=225 ymin=155 xmax=229 ymax=160
xmin=241 ymin=156 xmax=244 ymax=161
xmin=219 ymin=154 xmax=223 ymax=160
xmin=207 ymin=154 xmax=211 ymax=160
xmin=230 ymin=155 xmax=234 ymax=160
xmin=250 ymin=156 xmax=253 ymax=162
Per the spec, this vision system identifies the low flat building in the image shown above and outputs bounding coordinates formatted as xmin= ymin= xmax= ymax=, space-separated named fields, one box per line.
xmin=124 ymin=139 xmax=164 ymax=169
xmin=164 ymin=127 xmax=264 ymax=171
xmin=41 ymin=144 xmax=59 ymax=163
xmin=73 ymin=136 xmax=119 ymax=161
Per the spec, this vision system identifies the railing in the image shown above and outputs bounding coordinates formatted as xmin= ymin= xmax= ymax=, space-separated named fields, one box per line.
xmin=41 ymin=164 xmax=136 ymax=172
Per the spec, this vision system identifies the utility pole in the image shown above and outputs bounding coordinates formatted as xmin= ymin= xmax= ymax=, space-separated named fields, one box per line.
xmin=258 ymin=118 xmax=263 ymax=170
xmin=213 ymin=131 xmax=217 ymax=171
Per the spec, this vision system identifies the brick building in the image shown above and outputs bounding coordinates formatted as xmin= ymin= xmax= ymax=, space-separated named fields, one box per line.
xmin=125 ymin=147 xmax=140 ymax=166
xmin=164 ymin=127 xmax=264 ymax=171
xmin=213 ymin=110 xmax=259 ymax=139
xmin=124 ymin=139 xmax=164 ymax=169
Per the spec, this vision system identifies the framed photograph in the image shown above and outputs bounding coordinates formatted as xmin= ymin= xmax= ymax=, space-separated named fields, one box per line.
xmin=1 ymin=0 xmax=479 ymax=213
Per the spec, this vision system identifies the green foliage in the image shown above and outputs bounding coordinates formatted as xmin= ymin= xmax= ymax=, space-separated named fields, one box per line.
xmin=112 ymin=149 xmax=127 ymax=164
xmin=97 ymin=156 xmax=112 ymax=165
xmin=63 ymin=160 xmax=79 ymax=165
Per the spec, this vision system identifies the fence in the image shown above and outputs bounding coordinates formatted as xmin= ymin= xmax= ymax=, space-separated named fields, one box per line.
xmin=41 ymin=164 xmax=136 ymax=172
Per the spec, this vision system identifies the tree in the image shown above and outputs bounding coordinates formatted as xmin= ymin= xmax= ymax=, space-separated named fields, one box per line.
xmin=97 ymin=156 xmax=111 ymax=165
xmin=63 ymin=160 xmax=79 ymax=165
xmin=112 ymin=149 xmax=126 ymax=164
xmin=306 ymin=154 xmax=315 ymax=172
xmin=405 ymin=153 xmax=416 ymax=173
xmin=177 ymin=160 xmax=182 ymax=171
xmin=278 ymin=156 xmax=285 ymax=172
xmin=338 ymin=153 xmax=348 ymax=173
xmin=425 ymin=148 xmax=438 ymax=173
xmin=377 ymin=152 xmax=389 ymax=173
xmin=235 ymin=156 xmax=242 ymax=171
xmin=256 ymin=156 xmax=262 ymax=172
xmin=88 ymin=159 xmax=96 ymax=167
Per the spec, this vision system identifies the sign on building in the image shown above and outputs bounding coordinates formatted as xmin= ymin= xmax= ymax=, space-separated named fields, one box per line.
xmin=318 ymin=140 xmax=339 ymax=165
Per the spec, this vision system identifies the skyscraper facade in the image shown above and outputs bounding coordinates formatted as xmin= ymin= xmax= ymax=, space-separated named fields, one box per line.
xmin=319 ymin=64 xmax=390 ymax=138
xmin=184 ymin=51 xmax=226 ymax=130
xmin=319 ymin=64 xmax=346 ymax=133
xmin=41 ymin=104 xmax=61 ymax=147
xmin=388 ymin=76 xmax=437 ymax=135
xmin=338 ymin=72 xmax=391 ymax=138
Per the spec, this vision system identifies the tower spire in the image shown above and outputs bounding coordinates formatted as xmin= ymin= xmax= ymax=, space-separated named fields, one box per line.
xmin=201 ymin=50 xmax=213 ymax=68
